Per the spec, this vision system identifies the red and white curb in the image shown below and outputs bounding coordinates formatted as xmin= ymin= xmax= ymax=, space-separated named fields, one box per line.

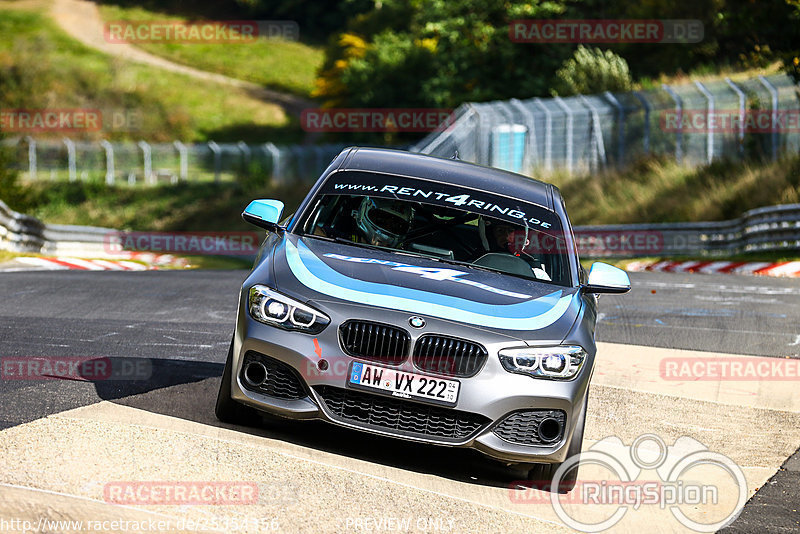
xmin=627 ymin=260 xmax=800 ymax=277
xmin=7 ymin=253 xmax=189 ymax=271
xmin=14 ymin=257 xmax=151 ymax=271
xmin=114 ymin=252 xmax=188 ymax=267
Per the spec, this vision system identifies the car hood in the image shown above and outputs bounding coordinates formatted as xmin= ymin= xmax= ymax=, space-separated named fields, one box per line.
xmin=272 ymin=234 xmax=581 ymax=334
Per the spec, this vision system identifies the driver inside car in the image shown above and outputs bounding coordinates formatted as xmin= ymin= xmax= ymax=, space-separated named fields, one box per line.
xmin=478 ymin=217 xmax=552 ymax=281
xmin=353 ymin=197 xmax=415 ymax=248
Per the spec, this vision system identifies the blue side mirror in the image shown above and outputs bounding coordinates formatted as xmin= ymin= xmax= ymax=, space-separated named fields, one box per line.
xmin=584 ymin=262 xmax=631 ymax=294
xmin=242 ymin=199 xmax=285 ymax=231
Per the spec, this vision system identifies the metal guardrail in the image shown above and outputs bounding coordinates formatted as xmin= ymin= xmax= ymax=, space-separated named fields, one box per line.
xmin=0 ymin=200 xmax=123 ymax=256
xmin=2 ymin=200 xmax=799 ymax=260
xmin=575 ymin=204 xmax=800 ymax=258
xmin=0 ymin=199 xmax=45 ymax=252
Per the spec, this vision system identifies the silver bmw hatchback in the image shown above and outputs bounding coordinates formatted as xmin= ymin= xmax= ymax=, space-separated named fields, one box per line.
xmin=216 ymin=147 xmax=630 ymax=489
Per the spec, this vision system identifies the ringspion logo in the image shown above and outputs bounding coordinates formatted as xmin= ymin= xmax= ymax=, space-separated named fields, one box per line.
xmin=508 ymin=434 xmax=746 ymax=532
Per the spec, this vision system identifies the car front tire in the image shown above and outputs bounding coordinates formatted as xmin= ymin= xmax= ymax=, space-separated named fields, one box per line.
xmin=525 ymin=389 xmax=588 ymax=493
xmin=215 ymin=339 xmax=261 ymax=425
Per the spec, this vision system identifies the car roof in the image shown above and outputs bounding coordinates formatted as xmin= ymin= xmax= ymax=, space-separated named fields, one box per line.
xmin=333 ymin=147 xmax=557 ymax=210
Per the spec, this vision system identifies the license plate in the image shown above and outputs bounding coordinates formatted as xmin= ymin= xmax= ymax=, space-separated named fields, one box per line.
xmin=348 ymin=362 xmax=460 ymax=406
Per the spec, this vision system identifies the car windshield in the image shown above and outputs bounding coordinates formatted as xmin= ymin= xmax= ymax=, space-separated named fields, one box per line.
xmin=298 ymin=175 xmax=574 ymax=286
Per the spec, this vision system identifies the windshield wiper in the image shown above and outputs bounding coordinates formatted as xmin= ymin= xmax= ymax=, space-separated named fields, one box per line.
xmin=393 ymin=250 xmax=499 ymax=274
xmin=298 ymin=233 xmax=387 ymax=253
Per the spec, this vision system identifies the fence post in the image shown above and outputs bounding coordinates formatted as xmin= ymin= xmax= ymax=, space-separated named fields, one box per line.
xmin=263 ymin=142 xmax=281 ymax=185
xmin=724 ymin=77 xmax=746 ymax=158
xmin=237 ymin=141 xmax=251 ymax=170
xmin=100 ymin=140 xmax=114 ymax=185
xmin=23 ymin=136 xmax=37 ymax=180
xmin=694 ymin=81 xmax=715 ymax=163
xmin=293 ymin=145 xmax=310 ymax=182
xmin=553 ymin=96 xmax=574 ymax=174
xmin=580 ymin=96 xmax=608 ymax=171
xmin=314 ymin=145 xmax=327 ymax=176
xmin=63 ymin=138 xmax=77 ymax=182
xmin=476 ymin=107 xmax=491 ymax=166
xmin=603 ymin=91 xmax=625 ymax=164
xmin=137 ymin=140 xmax=153 ymax=184
xmin=632 ymin=92 xmax=651 ymax=155
xmin=173 ymin=141 xmax=188 ymax=181
xmin=758 ymin=75 xmax=779 ymax=161
xmin=533 ymin=98 xmax=553 ymax=172
xmin=662 ymin=84 xmax=683 ymax=163
xmin=207 ymin=141 xmax=221 ymax=183
xmin=510 ymin=99 xmax=538 ymax=173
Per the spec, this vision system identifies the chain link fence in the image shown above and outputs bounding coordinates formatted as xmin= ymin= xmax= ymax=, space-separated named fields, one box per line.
xmin=3 ymin=138 xmax=345 ymax=186
xmin=412 ymin=74 xmax=800 ymax=175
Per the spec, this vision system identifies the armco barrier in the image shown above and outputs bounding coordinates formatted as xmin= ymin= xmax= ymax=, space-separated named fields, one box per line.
xmin=574 ymin=203 xmax=800 ymax=258
xmin=0 ymin=199 xmax=45 ymax=252
xmin=2 ymin=199 xmax=799 ymax=260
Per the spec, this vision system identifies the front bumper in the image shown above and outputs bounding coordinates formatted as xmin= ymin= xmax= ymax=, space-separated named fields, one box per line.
xmin=229 ymin=299 xmax=591 ymax=465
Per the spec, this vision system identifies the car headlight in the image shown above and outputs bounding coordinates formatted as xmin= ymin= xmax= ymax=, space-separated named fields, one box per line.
xmin=498 ymin=346 xmax=587 ymax=380
xmin=248 ymin=285 xmax=330 ymax=334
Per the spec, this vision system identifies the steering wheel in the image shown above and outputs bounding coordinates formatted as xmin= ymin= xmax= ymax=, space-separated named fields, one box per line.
xmin=396 ymin=211 xmax=474 ymax=247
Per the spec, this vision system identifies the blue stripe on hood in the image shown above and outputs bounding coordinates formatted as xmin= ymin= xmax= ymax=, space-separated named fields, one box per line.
xmin=285 ymin=239 xmax=574 ymax=331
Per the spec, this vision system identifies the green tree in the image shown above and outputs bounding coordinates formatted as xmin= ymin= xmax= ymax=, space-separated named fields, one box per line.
xmin=552 ymin=46 xmax=632 ymax=96
xmin=315 ymin=0 xmax=572 ymax=109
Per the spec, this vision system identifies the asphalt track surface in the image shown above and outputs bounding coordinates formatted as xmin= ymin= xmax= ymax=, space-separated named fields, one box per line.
xmin=0 ymin=269 xmax=799 ymax=533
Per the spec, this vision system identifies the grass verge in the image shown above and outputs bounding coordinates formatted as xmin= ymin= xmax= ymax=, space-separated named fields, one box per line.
xmin=554 ymin=153 xmax=800 ymax=225
xmin=0 ymin=8 xmax=293 ymax=142
xmin=0 ymin=250 xmax=25 ymax=264
xmin=98 ymin=4 xmax=324 ymax=98
xmin=9 ymin=179 xmax=311 ymax=231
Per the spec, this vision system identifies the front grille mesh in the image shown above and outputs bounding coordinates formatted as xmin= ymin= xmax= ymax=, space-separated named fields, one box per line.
xmin=492 ymin=410 xmax=567 ymax=446
xmin=339 ymin=321 xmax=410 ymax=365
xmin=413 ymin=335 xmax=487 ymax=377
xmin=315 ymin=386 xmax=488 ymax=441
xmin=240 ymin=352 xmax=307 ymax=400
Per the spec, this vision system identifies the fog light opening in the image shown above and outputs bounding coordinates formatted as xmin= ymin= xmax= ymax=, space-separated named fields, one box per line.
xmin=244 ymin=361 xmax=268 ymax=387
xmin=538 ymin=418 xmax=562 ymax=443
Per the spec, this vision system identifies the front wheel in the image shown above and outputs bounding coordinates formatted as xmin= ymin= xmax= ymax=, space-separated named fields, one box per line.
xmin=215 ymin=339 xmax=261 ymax=425
xmin=526 ymin=389 xmax=588 ymax=493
